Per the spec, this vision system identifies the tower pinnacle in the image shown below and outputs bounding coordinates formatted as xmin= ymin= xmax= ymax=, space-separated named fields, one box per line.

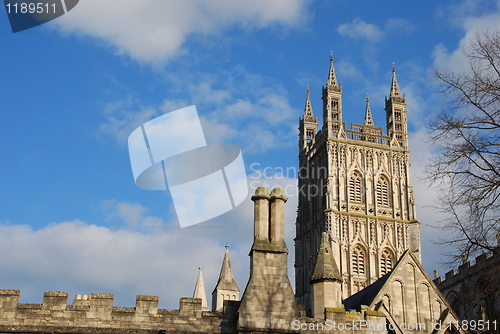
xmin=364 ymin=95 xmax=374 ymax=126
xmin=327 ymin=54 xmax=338 ymax=87
xmin=303 ymin=88 xmax=314 ymax=121
xmin=390 ymin=65 xmax=402 ymax=98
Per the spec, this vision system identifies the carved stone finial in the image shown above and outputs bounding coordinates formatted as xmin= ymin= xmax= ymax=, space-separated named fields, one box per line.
xmin=433 ymin=270 xmax=438 ymax=279
xmin=461 ymin=254 xmax=467 ymax=264
xmin=496 ymin=232 xmax=500 ymax=247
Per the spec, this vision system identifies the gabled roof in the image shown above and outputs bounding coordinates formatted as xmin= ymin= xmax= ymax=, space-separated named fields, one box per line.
xmin=344 ymin=250 xmax=415 ymax=310
xmin=343 ymin=249 xmax=468 ymax=334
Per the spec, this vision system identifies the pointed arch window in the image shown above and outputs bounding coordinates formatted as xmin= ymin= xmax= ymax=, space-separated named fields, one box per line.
xmin=352 ymin=245 xmax=365 ymax=276
xmin=349 ymin=171 xmax=363 ymax=203
xmin=380 ymin=249 xmax=394 ymax=276
xmin=477 ymin=277 xmax=495 ymax=319
xmin=376 ymin=176 xmax=389 ymax=206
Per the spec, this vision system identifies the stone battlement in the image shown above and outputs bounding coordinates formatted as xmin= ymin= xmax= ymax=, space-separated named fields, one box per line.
xmin=0 ymin=290 xmax=238 ymax=334
xmin=433 ymin=251 xmax=498 ymax=287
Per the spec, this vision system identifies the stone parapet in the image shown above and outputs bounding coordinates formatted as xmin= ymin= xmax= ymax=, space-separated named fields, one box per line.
xmin=0 ymin=290 xmax=233 ymax=334
xmin=434 ymin=251 xmax=498 ymax=289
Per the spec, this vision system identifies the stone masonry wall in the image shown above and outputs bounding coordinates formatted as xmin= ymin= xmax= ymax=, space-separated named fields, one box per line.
xmin=0 ymin=290 xmax=238 ymax=334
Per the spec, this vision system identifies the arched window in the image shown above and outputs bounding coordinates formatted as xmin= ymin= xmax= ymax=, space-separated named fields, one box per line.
xmin=380 ymin=249 xmax=393 ymax=275
xmin=376 ymin=176 xmax=389 ymax=206
xmin=477 ymin=277 xmax=495 ymax=319
xmin=349 ymin=171 xmax=363 ymax=202
xmin=352 ymin=245 xmax=365 ymax=276
xmin=446 ymin=291 xmax=460 ymax=317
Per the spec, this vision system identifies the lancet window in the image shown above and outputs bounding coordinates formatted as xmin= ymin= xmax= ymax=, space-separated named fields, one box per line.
xmin=352 ymin=245 xmax=365 ymax=276
xmin=349 ymin=171 xmax=363 ymax=202
xmin=380 ymin=249 xmax=393 ymax=275
xmin=376 ymin=176 xmax=389 ymax=206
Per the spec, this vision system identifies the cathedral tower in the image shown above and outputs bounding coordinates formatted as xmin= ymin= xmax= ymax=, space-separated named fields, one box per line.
xmin=295 ymin=57 xmax=421 ymax=315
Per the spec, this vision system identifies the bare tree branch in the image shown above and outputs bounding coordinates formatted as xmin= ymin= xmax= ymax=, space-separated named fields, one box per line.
xmin=426 ymin=29 xmax=500 ymax=260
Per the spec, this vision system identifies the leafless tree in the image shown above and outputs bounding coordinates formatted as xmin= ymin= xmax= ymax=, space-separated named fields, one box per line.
xmin=427 ymin=29 xmax=500 ymax=260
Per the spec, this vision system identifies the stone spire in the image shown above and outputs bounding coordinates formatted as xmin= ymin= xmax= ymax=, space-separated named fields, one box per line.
xmin=216 ymin=244 xmax=238 ymax=291
xmin=385 ymin=64 xmax=409 ymax=149
xmin=303 ymin=88 xmax=314 ymax=121
xmin=212 ymin=244 xmax=240 ymax=312
xmin=193 ymin=266 xmax=209 ymax=311
xmin=310 ymin=232 xmax=342 ymax=318
xmin=322 ymin=53 xmax=343 ymax=137
xmin=364 ymin=95 xmax=374 ymax=126
xmin=327 ymin=53 xmax=338 ymax=87
xmin=390 ymin=65 xmax=402 ymax=98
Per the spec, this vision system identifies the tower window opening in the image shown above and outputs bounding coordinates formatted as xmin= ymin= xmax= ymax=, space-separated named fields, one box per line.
xmin=352 ymin=246 xmax=365 ymax=276
xmin=376 ymin=177 xmax=389 ymax=206
xmin=394 ymin=112 xmax=401 ymax=120
xmin=349 ymin=172 xmax=363 ymax=202
xmin=380 ymin=249 xmax=393 ymax=275
xmin=331 ymin=100 xmax=338 ymax=110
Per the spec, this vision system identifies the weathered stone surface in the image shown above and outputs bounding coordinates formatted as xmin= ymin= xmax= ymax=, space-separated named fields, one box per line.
xmin=0 ymin=291 xmax=231 ymax=334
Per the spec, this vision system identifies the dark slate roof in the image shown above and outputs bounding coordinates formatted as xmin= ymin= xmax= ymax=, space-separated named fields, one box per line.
xmin=342 ymin=272 xmax=391 ymax=311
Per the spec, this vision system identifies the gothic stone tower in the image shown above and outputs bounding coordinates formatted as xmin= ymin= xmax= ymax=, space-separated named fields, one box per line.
xmin=296 ymin=55 xmax=421 ymax=315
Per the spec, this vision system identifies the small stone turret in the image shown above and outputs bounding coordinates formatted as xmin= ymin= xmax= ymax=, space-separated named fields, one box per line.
xmin=238 ymin=187 xmax=299 ymax=332
xmin=212 ymin=244 xmax=240 ymax=312
xmin=193 ymin=266 xmax=209 ymax=311
xmin=310 ymin=232 xmax=343 ymax=318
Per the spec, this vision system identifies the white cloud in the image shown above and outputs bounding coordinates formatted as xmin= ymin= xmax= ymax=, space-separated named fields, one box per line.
xmin=337 ymin=17 xmax=383 ymax=41
xmin=0 ymin=177 xmax=299 ymax=309
xmin=384 ymin=18 xmax=417 ymax=35
xmin=54 ymin=0 xmax=310 ymax=64
xmin=0 ymin=220 xmax=230 ymax=308
xmin=337 ymin=60 xmax=364 ymax=80
xmin=98 ymin=67 xmax=299 ymax=154
xmin=98 ymin=97 xmax=158 ymax=146
xmin=101 ymin=200 xmax=164 ymax=230
xmin=432 ymin=1 xmax=500 ymax=71
xmin=337 ymin=17 xmax=416 ymax=42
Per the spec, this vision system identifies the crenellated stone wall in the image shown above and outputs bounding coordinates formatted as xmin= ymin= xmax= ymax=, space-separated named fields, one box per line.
xmin=0 ymin=290 xmax=238 ymax=334
xmin=435 ymin=249 xmax=500 ymax=324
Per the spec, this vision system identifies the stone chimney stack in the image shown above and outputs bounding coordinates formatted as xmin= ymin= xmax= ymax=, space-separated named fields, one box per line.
xmin=269 ymin=188 xmax=286 ymax=242
xmin=252 ymin=186 xmax=270 ymax=241
xmin=238 ymin=187 xmax=299 ymax=332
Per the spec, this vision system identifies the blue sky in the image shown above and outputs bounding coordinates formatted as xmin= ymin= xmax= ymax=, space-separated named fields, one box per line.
xmin=1 ymin=0 xmax=500 ymax=309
